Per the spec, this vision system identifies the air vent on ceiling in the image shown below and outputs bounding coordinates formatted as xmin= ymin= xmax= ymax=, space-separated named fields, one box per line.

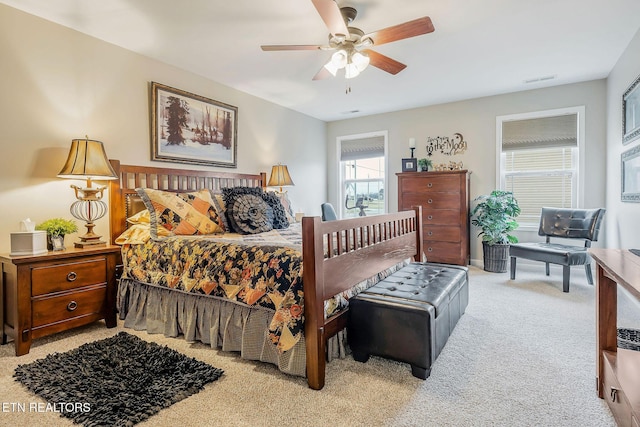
xmin=523 ymin=75 xmax=557 ymax=84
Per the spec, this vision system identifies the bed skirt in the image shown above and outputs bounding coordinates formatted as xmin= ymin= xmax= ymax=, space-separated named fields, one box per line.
xmin=117 ymin=278 xmax=348 ymax=377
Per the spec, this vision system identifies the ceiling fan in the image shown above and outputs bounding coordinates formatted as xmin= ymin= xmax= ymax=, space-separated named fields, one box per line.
xmin=261 ymin=0 xmax=435 ymax=80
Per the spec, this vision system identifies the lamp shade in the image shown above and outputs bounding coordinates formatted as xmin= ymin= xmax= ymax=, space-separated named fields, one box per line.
xmin=57 ymin=138 xmax=117 ymax=180
xmin=267 ymin=164 xmax=294 ymax=188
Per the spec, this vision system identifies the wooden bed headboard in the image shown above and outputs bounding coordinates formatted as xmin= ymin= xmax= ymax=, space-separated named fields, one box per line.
xmin=107 ymin=159 xmax=266 ymax=244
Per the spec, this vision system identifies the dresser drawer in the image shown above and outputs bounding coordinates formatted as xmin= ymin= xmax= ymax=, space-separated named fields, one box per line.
xmin=32 ymin=285 xmax=106 ymax=328
xmin=32 ymin=258 xmax=107 ymax=296
xmin=401 ymin=193 xmax=461 ymax=210
xmin=423 ymin=241 xmax=463 ymax=264
xmin=423 ymin=225 xmax=461 ymax=243
xmin=399 ymin=174 xmax=461 ymax=193
xmin=421 ymin=209 xmax=462 ymax=226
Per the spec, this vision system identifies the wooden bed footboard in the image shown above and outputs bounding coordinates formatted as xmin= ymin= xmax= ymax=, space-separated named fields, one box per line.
xmin=302 ymin=207 xmax=423 ymax=390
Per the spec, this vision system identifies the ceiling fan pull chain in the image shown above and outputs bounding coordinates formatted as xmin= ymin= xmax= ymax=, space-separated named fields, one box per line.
xmin=345 ymin=84 xmax=351 ymax=94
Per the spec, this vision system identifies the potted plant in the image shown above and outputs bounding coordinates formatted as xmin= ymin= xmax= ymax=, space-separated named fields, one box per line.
xmin=470 ymin=190 xmax=521 ymax=272
xmin=417 ymin=158 xmax=432 ymax=171
xmin=35 ymin=218 xmax=78 ymax=251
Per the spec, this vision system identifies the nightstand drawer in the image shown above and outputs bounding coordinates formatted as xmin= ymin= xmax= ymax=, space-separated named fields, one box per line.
xmin=32 ymin=258 xmax=106 ymax=296
xmin=32 ymin=285 xmax=106 ymax=328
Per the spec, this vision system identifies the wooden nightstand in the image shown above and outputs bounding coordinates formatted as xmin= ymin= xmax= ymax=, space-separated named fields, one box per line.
xmin=0 ymin=245 xmax=120 ymax=356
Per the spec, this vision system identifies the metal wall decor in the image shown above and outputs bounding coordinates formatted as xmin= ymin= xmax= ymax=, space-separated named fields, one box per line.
xmin=425 ymin=133 xmax=468 ymax=156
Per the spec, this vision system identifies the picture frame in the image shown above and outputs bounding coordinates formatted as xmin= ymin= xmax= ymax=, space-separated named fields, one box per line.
xmin=622 ymin=144 xmax=640 ymax=202
xmin=402 ymin=158 xmax=417 ymax=172
xmin=623 ymin=73 xmax=640 ymax=145
xmin=151 ymin=82 xmax=238 ymax=168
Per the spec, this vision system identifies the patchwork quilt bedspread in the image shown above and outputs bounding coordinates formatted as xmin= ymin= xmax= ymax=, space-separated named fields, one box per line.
xmin=121 ymin=225 xmax=304 ymax=352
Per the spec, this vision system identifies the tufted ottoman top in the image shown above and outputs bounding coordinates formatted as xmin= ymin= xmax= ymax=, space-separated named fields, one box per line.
xmin=360 ymin=263 xmax=468 ymax=317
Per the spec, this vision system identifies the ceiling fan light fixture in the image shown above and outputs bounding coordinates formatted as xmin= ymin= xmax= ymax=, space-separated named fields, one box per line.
xmin=323 ymin=60 xmax=339 ymax=76
xmin=330 ymin=49 xmax=348 ymax=68
xmin=345 ymin=62 xmax=360 ymax=79
xmin=352 ymin=51 xmax=370 ymax=72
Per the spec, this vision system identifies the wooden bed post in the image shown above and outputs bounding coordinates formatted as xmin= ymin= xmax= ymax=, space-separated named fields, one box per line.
xmin=302 ymin=216 xmax=326 ymax=390
xmin=108 ymin=159 xmax=124 ymax=245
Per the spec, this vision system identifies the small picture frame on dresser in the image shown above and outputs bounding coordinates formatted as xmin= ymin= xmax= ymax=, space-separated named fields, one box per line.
xmin=402 ymin=158 xmax=417 ymax=172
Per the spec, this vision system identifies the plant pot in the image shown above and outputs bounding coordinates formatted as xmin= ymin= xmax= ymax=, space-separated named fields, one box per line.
xmin=482 ymin=241 xmax=510 ymax=273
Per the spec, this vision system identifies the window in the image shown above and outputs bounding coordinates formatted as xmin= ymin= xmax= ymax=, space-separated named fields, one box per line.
xmin=338 ymin=132 xmax=387 ymax=218
xmin=497 ymin=108 xmax=583 ymax=227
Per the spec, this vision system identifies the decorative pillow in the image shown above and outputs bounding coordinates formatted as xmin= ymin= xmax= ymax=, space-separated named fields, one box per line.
xmin=263 ymin=191 xmax=290 ymax=229
xmin=136 ymin=188 xmax=225 ymax=240
xmin=209 ymin=191 xmax=230 ymax=232
xmin=126 ymin=209 xmax=151 ymax=225
xmin=274 ymin=191 xmax=296 ymax=224
xmin=226 ymin=194 xmax=274 ymax=234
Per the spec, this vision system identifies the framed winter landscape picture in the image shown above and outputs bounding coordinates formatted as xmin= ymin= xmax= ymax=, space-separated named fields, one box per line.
xmin=151 ymin=82 xmax=238 ymax=167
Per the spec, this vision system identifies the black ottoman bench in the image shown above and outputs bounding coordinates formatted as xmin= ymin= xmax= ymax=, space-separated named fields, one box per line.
xmin=348 ymin=262 xmax=469 ymax=379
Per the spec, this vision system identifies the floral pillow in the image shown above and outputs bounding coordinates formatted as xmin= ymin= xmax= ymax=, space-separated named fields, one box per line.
xmin=136 ymin=188 xmax=225 ymax=240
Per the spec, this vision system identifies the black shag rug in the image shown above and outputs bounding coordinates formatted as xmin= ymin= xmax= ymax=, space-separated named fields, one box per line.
xmin=14 ymin=332 xmax=224 ymax=426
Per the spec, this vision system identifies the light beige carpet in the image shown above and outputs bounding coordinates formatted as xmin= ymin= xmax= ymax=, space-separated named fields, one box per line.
xmin=1 ymin=264 xmax=638 ymax=427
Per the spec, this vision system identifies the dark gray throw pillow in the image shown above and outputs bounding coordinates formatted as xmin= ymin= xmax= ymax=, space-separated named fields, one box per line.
xmin=226 ymin=194 xmax=274 ymax=234
xmin=222 ymin=186 xmax=289 ymax=232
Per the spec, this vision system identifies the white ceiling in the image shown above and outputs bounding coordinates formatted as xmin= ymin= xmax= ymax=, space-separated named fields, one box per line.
xmin=3 ymin=0 xmax=640 ymax=122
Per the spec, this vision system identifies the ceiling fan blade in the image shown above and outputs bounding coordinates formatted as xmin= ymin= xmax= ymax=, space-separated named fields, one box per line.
xmin=311 ymin=0 xmax=349 ymax=36
xmin=261 ymin=45 xmax=323 ymax=51
xmin=312 ymin=66 xmax=332 ymax=81
xmin=363 ymin=49 xmax=407 ymax=75
xmin=364 ymin=17 xmax=435 ymax=46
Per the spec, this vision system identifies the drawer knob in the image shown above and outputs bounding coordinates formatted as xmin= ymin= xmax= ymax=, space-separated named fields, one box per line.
xmin=427 ymin=199 xmax=433 ymax=204
xmin=428 ymin=231 xmax=433 ymax=236
xmin=428 ymin=247 xmax=433 ymax=252
xmin=427 ymin=215 xmax=433 ymax=220
xmin=67 ymin=301 xmax=78 ymax=312
xmin=428 ymin=183 xmax=433 ymax=188
xmin=67 ymin=271 xmax=77 ymax=282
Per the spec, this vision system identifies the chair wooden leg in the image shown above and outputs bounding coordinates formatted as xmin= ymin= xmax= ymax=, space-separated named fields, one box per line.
xmin=510 ymin=257 xmax=516 ymax=279
xmin=545 ymin=262 xmax=550 ymax=276
xmin=562 ymin=265 xmax=570 ymax=292
xmin=585 ymin=263 xmax=594 ymax=285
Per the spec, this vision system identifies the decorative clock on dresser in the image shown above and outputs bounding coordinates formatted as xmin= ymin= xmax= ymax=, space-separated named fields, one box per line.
xmin=397 ymin=170 xmax=470 ymax=265
xmin=0 ymin=245 xmax=120 ymax=355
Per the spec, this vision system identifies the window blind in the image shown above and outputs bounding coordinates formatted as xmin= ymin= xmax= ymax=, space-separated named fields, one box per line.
xmin=341 ymin=136 xmax=385 ymax=161
xmin=502 ymin=114 xmax=577 ymax=151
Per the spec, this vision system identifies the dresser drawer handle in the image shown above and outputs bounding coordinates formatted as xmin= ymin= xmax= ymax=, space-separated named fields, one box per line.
xmin=428 ymin=247 xmax=433 ymax=252
xmin=427 ymin=231 xmax=433 ymax=236
xmin=427 ymin=199 xmax=433 ymax=204
xmin=67 ymin=272 xmax=77 ymax=282
xmin=67 ymin=301 xmax=78 ymax=312
xmin=428 ymin=183 xmax=433 ymax=188
xmin=427 ymin=215 xmax=433 ymax=220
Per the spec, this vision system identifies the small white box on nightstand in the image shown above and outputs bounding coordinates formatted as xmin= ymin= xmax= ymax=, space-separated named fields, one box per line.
xmin=10 ymin=231 xmax=48 ymax=256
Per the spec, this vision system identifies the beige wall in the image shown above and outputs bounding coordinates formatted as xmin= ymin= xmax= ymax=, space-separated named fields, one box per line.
xmin=605 ymin=28 xmax=640 ymax=250
xmin=0 ymin=5 xmax=327 ymax=253
xmin=327 ymin=81 xmax=607 ymax=264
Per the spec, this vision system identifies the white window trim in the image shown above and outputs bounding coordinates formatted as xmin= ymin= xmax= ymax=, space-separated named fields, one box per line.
xmin=336 ymin=130 xmax=389 ymax=218
xmin=495 ymin=106 xmax=585 ymax=230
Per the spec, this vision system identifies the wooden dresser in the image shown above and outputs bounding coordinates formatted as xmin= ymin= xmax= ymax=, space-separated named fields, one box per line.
xmin=397 ymin=170 xmax=470 ymax=265
xmin=1 ymin=245 xmax=120 ymax=355
xmin=590 ymin=248 xmax=640 ymax=427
